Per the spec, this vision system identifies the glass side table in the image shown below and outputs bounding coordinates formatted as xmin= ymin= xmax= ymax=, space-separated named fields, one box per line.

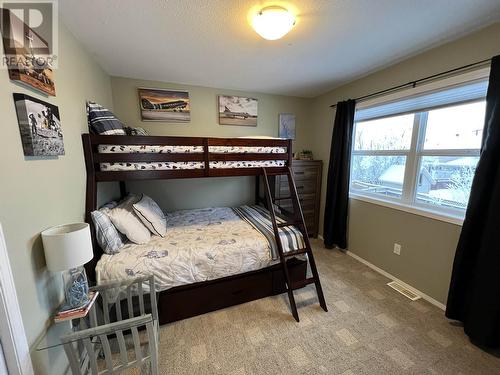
xmin=35 ymin=319 xmax=80 ymax=351
xmin=35 ymin=293 xmax=98 ymax=352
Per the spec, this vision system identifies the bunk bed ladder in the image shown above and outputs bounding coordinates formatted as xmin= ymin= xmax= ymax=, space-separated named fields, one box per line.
xmin=262 ymin=167 xmax=328 ymax=322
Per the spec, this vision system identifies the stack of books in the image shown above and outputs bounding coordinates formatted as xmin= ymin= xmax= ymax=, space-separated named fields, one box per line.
xmin=54 ymin=291 xmax=99 ymax=323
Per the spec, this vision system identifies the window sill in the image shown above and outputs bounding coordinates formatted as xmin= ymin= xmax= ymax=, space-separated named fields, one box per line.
xmin=349 ymin=193 xmax=464 ymax=226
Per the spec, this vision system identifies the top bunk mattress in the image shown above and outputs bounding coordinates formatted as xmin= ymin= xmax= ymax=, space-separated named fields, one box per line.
xmin=97 ymin=144 xmax=287 ymax=171
xmin=95 ymin=206 xmax=304 ymax=292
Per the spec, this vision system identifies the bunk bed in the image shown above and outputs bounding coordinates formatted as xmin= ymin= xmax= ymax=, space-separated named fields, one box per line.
xmin=82 ymin=134 xmax=322 ymax=324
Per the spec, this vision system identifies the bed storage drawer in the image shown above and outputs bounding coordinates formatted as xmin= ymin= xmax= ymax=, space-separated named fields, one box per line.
xmin=157 ymin=258 xmax=307 ymax=324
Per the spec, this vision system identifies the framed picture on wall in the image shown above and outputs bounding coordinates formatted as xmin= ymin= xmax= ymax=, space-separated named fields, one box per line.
xmin=138 ymin=88 xmax=190 ymax=122
xmin=13 ymin=93 xmax=64 ymax=156
xmin=279 ymin=113 xmax=296 ymax=139
xmin=0 ymin=9 xmax=56 ymax=96
xmin=218 ymin=95 xmax=258 ymax=126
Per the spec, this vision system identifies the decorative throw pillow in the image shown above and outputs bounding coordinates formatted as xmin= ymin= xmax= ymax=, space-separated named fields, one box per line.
xmin=106 ymin=195 xmax=151 ymax=244
xmin=91 ymin=203 xmax=125 ymax=254
xmin=132 ymin=194 xmax=167 ymax=237
xmin=86 ymin=101 xmax=126 ymax=135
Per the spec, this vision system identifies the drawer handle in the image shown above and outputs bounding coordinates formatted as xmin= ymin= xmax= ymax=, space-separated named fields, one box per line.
xmin=297 ymin=186 xmax=304 ymax=190
xmin=295 ymin=171 xmax=305 ymax=175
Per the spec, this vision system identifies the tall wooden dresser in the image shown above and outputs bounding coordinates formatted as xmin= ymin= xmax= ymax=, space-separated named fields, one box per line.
xmin=275 ymin=160 xmax=322 ymax=238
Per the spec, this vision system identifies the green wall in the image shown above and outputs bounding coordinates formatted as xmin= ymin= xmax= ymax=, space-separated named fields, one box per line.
xmin=110 ymin=77 xmax=313 ymax=211
xmin=309 ymin=22 xmax=500 ymax=305
xmin=0 ymin=23 xmax=117 ymax=373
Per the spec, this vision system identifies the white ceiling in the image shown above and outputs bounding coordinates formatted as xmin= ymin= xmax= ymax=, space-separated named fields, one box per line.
xmin=59 ymin=0 xmax=500 ymax=98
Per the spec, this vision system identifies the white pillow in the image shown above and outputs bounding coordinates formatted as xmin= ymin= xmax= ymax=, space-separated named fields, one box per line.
xmin=106 ymin=195 xmax=151 ymax=244
xmin=132 ymin=194 xmax=167 ymax=237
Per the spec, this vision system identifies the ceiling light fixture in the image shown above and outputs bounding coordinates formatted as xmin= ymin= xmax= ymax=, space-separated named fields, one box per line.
xmin=252 ymin=6 xmax=296 ymax=40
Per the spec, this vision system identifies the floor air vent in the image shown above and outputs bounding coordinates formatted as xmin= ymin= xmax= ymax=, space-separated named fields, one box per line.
xmin=387 ymin=281 xmax=421 ymax=301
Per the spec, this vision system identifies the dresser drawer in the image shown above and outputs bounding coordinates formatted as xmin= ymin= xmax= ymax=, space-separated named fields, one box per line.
xmin=278 ymin=198 xmax=316 ymax=212
xmin=270 ymin=160 xmax=322 ymax=238
xmin=279 ymin=180 xmax=317 ymax=195
xmin=304 ymin=215 xmax=316 ymax=233
xmin=291 ymin=166 xmax=319 ymax=181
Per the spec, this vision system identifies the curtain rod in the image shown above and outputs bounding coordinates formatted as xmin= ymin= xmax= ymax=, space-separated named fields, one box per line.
xmin=329 ymin=57 xmax=492 ymax=108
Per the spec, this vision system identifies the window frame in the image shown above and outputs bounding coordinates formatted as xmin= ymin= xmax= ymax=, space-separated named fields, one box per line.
xmin=349 ymin=75 xmax=488 ymax=226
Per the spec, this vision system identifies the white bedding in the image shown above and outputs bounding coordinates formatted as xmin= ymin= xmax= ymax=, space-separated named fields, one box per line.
xmin=97 ymin=144 xmax=287 ymax=154
xmin=95 ymin=207 xmax=282 ymax=292
xmin=97 ymin=144 xmax=287 ymax=171
xmin=100 ymin=160 xmax=285 ymax=171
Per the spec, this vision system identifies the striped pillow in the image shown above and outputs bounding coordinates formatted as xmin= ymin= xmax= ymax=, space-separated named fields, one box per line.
xmin=91 ymin=202 xmax=126 ymax=254
xmin=86 ymin=101 xmax=126 ymax=135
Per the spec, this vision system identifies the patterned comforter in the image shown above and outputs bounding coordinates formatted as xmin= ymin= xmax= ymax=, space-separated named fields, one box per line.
xmin=95 ymin=206 xmax=304 ymax=292
xmin=98 ymin=144 xmax=287 ymax=171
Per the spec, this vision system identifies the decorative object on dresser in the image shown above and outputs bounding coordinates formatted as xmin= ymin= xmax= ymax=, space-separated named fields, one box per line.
xmin=274 ymin=160 xmax=322 ymax=237
xmin=297 ymin=150 xmax=313 ymax=160
xmin=279 ymin=113 xmax=296 ymax=139
xmin=138 ymin=87 xmax=190 ymax=122
xmin=42 ymin=223 xmax=94 ymax=308
xmin=219 ymin=95 xmax=258 ymax=126
xmin=0 ymin=9 xmax=56 ymax=96
xmin=13 ymin=93 xmax=64 ymax=156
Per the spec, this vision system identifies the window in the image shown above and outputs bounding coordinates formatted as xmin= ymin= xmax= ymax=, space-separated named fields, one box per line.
xmin=350 ymin=77 xmax=488 ymax=223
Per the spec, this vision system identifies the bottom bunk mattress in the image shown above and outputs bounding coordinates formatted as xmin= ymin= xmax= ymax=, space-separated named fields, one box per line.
xmin=95 ymin=206 xmax=305 ymax=292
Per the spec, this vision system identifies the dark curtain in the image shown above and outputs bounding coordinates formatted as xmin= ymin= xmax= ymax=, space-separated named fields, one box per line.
xmin=446 ymin=55 xmax=500 ymax=349
xmin=323 ymin=100 xmax=356 ymax=249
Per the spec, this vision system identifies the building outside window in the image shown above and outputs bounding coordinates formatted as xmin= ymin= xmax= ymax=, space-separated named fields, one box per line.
xmin=349 ymin=73 xmax=489 ymax=223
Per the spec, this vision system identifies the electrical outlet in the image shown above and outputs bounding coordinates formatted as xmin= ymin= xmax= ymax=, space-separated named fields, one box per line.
xmin=393 ymin=243 xmax=401 ymax=255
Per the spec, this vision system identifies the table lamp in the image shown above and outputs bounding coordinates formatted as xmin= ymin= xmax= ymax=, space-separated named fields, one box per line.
xmin=42 ymin=223 xmax=94 ymax=308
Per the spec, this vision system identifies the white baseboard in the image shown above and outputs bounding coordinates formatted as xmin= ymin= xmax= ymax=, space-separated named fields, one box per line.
xmin=345 ymin=251 xmax=446 ymax=311
xmin=316 ymin=235 xmax=446 ymax=310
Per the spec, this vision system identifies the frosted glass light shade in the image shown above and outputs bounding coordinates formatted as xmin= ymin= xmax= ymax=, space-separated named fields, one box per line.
xmin=252 ymin=6 xmax=295 ymax=40
xmin=42 ymin=223 xmax=93 ymax=272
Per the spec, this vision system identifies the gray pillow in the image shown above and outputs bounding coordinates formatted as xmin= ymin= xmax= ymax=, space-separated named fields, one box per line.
xmin=91 ymin=203 xmax=125 ymax=254
xmin=132 ymin=194 xmax=167 ymax=237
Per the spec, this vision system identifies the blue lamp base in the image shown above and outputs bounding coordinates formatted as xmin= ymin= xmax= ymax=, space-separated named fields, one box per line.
xmin=63 ymin=266 xmax=90 ymax=308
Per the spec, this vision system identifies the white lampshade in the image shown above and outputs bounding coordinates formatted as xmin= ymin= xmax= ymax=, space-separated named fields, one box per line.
xmin=41 ymin=223 xmax=94 ymax=272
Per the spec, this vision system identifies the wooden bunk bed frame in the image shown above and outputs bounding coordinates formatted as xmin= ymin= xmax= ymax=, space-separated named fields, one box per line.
xmin=82 ymin=134 xmax=308 ymax=324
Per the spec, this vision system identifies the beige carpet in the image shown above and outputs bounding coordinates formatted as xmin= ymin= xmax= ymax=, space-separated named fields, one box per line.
xmin=157 ymin=239 xmax=500 ymax=374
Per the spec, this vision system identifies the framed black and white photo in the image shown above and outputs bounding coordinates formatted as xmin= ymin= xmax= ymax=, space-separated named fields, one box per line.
xmin=219 ymin=95 xmax=258 ymax=126
xmin=279 ymin=113 xmax=296 ymax=139
xmin=13 ymin=93 xmax=64 ymax=156
xmin=138 ymin=88 xmax=190 ymax=122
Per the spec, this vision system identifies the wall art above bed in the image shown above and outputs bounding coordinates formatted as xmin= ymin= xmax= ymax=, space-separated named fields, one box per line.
xmin=279 ymin=113 xmax=296 ymax=139
xmin=218 ymin=95 xmax=258 ymax=126
xmin=13 ymin=93 xmax=64 ymax=156
xmin=138 ymin=88 xmax=190 ymax=122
